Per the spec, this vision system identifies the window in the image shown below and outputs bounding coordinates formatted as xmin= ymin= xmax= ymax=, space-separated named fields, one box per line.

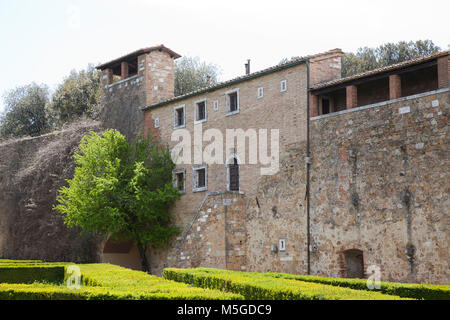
xmin=322 ymin=98 xmax=330 ymax=115
xmin=173 ymin=105 xmax=185 ymax=129
xmin=213 ymin=100 xmax=219 ymax=111
xmin=173 ymin=169 xmax=186 ymax=193
xmin=194 ymin=99 xmax=207 ymax=123
xmin=193 ymin=165 xmax=207 ymax=192
xmin=226 ymin=89 xmax=239 ymax=115
xmin=257 ymin=87 xmax=264 ymax=99
xmin=278 ymin=238 xmax=286 ymax=252
xmin=154 ymin=117 xmax=160 ymax=128
xmin=228 ymin=157 xmax=240 ymax=191
xmin=280 ymin=80 xmax=287 ymax=92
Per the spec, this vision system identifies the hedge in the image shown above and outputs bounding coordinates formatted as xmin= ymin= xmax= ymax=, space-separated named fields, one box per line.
xmin=163 ymin=268 xmax=411 ymax=300
xmin=263 ymin=272 xmax=450 ymax=300
xmin=0 ymin=262 xmax=243 ymax=300
xmin=0 ymin=259 xmax=42 ymax=264
xmin=0 ymin=265 xmax=65 ymax=284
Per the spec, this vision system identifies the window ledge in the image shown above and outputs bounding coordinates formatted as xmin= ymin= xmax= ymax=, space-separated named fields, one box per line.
xmin=226 ymin=110 xmax=240 ymax=117
xmin=194 ymin=119 xmax=207 ymax=125
xmin=193 ymin=187 xmax=207 ymax=193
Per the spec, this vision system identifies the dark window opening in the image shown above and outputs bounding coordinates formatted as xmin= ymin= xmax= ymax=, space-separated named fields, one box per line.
xmin=196 ymin=168 xmax=206 ymax=189
xmin=229 ymin=158 xmax=239 ymax=191
xmin=196 ymin=101 xmax=206 ymax=121
xmin=228 ymin=92 xmax=238 ymax=113
xmin=322 ymin=98 xmax=330 ymax=115
xmin=176 ymin=172 xmax=185 ymax=192
xmin=344 ymin=249 xmax=364 ymax=279
xmin=175 ymin=108 xmax=185 ymax=127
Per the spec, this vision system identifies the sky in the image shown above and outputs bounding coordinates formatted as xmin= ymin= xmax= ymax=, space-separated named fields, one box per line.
xmin=0 ymin=0 xmax=449 ymax=113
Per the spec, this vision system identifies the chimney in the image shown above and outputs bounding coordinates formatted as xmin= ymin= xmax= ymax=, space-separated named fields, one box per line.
xmin=245 ymin=59 xmax=251 ymax=75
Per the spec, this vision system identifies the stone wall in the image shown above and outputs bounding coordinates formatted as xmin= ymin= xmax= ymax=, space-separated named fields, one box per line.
xmin=308 ymin=88 xmax=449 ymax=284
xmin=0 ymin=121 xmax=104 ymax=262
xmin=163 ymin=88 xmax=449 ymax=284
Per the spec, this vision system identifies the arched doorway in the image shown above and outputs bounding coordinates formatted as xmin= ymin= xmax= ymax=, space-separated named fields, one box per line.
xmin=343 ymin=249 xmax=365 ymax=278
xmin=101 ymin=236 xmax=141 ymax=270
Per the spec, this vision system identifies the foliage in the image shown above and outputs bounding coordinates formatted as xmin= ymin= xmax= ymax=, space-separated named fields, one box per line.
xmin=341 ymin=40 xmax=441 ymax=77
xmin=0 ymin=83 xmax=50 ymax=139
xmin=0 ymin=265 xmax=65 ymax=284
xmin=54 ymin=129 xmax=180 ymax=272
xmin=279 ymin=40 xmax=441 ymax=78
xmin=163 ymin=268 xmax=410 ymax=300
xmin=45 ymin=64 xmax=102 ymax=128
xmin=174 ymin=56 xmax=221 ymax=96
xmin=264 ymin=272 xmax=450 ymax=300
xmin=0 ymin=261 xmax=243 ymax=300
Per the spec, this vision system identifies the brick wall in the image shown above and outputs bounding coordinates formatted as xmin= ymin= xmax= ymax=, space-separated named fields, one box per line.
xmin=146 ymin=63 xmax=308 ymax=237
xmin=99 ymin=50 xmax=176 ymax=140
xmin=309 ymin=49 xmax=343 ymax=85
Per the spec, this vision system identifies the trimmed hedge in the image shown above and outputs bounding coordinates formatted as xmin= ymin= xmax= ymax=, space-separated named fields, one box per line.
xmin=163 ymin=268 xmax=411 ymax=300
xmin=0 ymin=259 xmax=42 ymax=264
xmin=263 ymin=272 xmax=450 ymax=300
xmin=0 ymin=262 xmax=243 ymax=300
xmin=0 ymin=265 xmax=65 ymax=284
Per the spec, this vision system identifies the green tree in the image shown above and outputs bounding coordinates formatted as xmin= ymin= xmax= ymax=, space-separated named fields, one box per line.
xmin=174 ymin=56 xmax=221 ymax=96
xmin=45 ymin=64 xmax=101 ymax=128
xmin=55 ymin=129 xmax=180 ymax=272
xmin=342 ymin=40 xmax=441 ymax=77
xmin=0 ymin=83 xmax=50 ymax=139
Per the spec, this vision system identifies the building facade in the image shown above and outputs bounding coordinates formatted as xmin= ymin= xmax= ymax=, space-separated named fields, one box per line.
xmin=96 ymin=45 xmax=449 ymax=284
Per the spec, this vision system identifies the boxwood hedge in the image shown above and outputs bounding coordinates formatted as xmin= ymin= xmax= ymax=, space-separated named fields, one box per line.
xmin=263 ymin=272 xmax=450 ymax=300
xmin=0 ymin=261 xmax=243 ymax=300
xmin=163 ymin=268 xmax=411 ymax=300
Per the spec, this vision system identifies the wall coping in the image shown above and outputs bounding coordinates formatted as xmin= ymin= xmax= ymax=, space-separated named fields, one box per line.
xmin=311 ymin=87 xmax=450 ymax=121
xmin=105 ymin=74 xmax=141 ymax=89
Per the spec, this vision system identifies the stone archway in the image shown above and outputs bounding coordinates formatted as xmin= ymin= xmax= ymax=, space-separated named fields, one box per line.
xmin=101 ymin=236 xmax=141 ymax=270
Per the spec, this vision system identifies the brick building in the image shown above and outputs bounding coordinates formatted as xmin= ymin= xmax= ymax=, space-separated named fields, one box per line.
xmin=96 ymin=45 xmax=449 ymax=284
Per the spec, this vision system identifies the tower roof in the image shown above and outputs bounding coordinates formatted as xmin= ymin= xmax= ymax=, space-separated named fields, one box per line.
xmin=96 ymin=44 xmax=181 ymax=70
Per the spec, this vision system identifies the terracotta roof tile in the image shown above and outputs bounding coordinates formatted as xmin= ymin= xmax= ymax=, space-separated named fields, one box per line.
xmin=96 ymin=45 xmax=181 ymax=70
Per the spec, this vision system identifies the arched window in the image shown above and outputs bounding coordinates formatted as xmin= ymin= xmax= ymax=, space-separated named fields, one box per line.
xmin=343 ymin=249 xmax=364 ymax=278
xmin=228 ymin=157 xmax=240 ymax=191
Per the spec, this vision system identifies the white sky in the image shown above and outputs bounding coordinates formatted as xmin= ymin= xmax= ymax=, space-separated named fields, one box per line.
xmin=0 ymin=0 xmax=449 ymax=113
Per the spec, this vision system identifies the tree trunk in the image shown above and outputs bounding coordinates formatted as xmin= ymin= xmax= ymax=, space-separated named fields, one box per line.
xmin=136 ymin=241 xmax=151 ymax=273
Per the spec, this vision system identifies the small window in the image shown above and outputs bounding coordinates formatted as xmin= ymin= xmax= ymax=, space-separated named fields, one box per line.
xmin=322 ymin=98 xmax=330 ymax=115
xmin=213 ymin=100 xmax=219 ymax=111
xmin=257 ymin=87 xmax=264 ymax=99
xmin=280 ymin=80 xmax=287 ymax=92
xmin=278 ymin=238 xmax=286 ymax=252
xmin=226 ymin=89 xmax=239 ymax=115
xmin=174 ymin=105 xmax=185 ymax=129
xmin=154 ymin=117 xmax=160 ymax=128
xmin=173 ymin=169 xmax=186 ymax=193
xmin=228 ymin=157 xmax=240 ymax=191
xmin=195 ymin=99 xmax=207 ymax=123
xmin=193 ymin=166 xmax=207 ymax=192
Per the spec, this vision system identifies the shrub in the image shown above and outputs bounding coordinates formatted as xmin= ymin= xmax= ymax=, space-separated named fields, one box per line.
xmin=263 ymin=272 xmax=450 ymax=300
xmin=0 ymin=265 xmax=65 ymax=284
xmin=163 ymin=268 xmax=410 ymax=300
xmin=0 ymin=261 xmax=243 ymax=300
